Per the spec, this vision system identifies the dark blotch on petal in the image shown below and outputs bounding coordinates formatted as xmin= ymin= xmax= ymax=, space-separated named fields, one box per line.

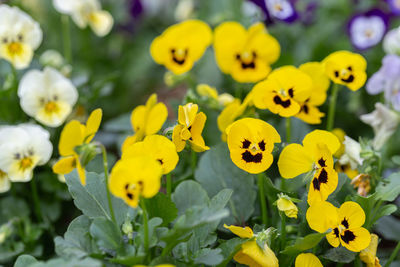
xmin=341 ymin=230 xmax=356 ymax=244
xmin=126 ymin=192 xmax=133 ymax=200
xmin=273 ymin=95 xmax=291 ymax=108
xmin=318 ymin=168 xmax=328 ymax=184
xmin=312 ymin=177 xmax=320 ymax=191
xmin=301 ymin=104 xmax=309 ymax=114
xmin=341 ymin=75 xmax=355 ymax=83
xmin=334 ymin=71 xmax=339 ymax=78
xmin=334 ymin=227 xmax=340 ymax=238
xmin=258 ymin=140 xmax=266 ymax=151
xmin=242 ymin=151 xmax=263 ymax=163
xmin=341 ymin=218 xmax=350 ymax=229
xmin=318 ymin=158 xmax=326 ymax=167
xmin=288 ymin=88 xmax=294 ymax=98
xmin=242 ymin=139 xmax=251 ymax=149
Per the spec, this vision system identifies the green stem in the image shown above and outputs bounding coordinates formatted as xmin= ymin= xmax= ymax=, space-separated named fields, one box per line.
xmin=280 ymin=212 xmax=286 ymax=249
xmin=191 ymin=150 xmax=197 ymax=174
xmin=61 ymin=15 xmax=72 ymax=64
xmin=354 ymin=256 xmax=361 ymax=267
xmin=384 ymin=241 xmax=400 ymax=267
xmin=100 ymin=145 xmax=116 ymax=225
xmin=166 ymin=173 xmax=172 ymax=198
xmin=285 ymin=117 xmax=291 ymax=143
xmin=140 ymin=199 xmax=149 ymax=255
xmin=257 ymin=173 xmax=268 ymax=226
xmin=30 ymin=179 xmax=43 ymax=223
xmin=327 ymin=83 xmax=340 ymax=131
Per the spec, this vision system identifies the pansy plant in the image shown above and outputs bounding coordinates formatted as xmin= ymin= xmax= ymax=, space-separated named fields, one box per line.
xmin=227 ymin=118 xmax=281 ymax=174
xmin=150 ymin=20 xmax=212 ymax=75
xmin=252 ymin=66 xmax=313 ymax=117
xmin=323 ymin=50 xmax=367 ymax=91
xmin=213 ymin=22 xmax=280 ymax=83
xmin=306 ymin=201 xmax=371 ymax=252
xmin=278 ymin=130 xmax=340 ymax=204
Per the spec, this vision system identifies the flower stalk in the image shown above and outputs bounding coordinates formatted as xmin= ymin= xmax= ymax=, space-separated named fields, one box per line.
xmin=327 ymin=83 xmax=340 ymax=131
xmin=30 ymin=178 xmax=43 ymax=223
xmin=166 ymin=173 xmax=172 ymax=198
xmin=140 ymin=199 xmax=149 ymax=255
xmin=61 ymin=15 xmax=72 ymax=64
xmin=257 ymin=173 xmax=268 ymax=226
xmin=384 ymin=241 xmax=400 ymax=267
xmin=100 ymin=144 xmax=116 ymax=225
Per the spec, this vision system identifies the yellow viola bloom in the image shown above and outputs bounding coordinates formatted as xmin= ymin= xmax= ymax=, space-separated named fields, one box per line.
xmin=295 ymin=253 xmax=323 ymax=267
xmin=196 ymin=84 xmax=218 ymax=100
xmin=295 ymin=62 xmax=330 ymax=124
xmin=277 ymin=194 xmax=298 ymax=219
xmin=224 ymin=224 xmax=279 ymax=267
xmin=122 ymin=94 xmax=168 ymax=152
xmin=227 ymin=118 xmax=281 ymax=174
xmin=172 ymin=103 xmax=209 ymax=152
xmin=53 ymin=109 xmax=102 ymax=185
xmin=323 ymin=51 xmax=367 ymax=91
xmin=306 ymin=201 xmax=371 ymax=252
xmin=360 ymin=234 xmax=381 ymax=267
xmin=122 ymin=135 xmax=179 ymax=175
xmin=252 ymin=66 xmax=313 ymax=117
xmin=109 ymin=156 xmax=162 ymax=208
xmin=150 ymin=20 xmax=212 ymax=75
xmin=331 ymin=128 xmax=346 ymax=158
xmin=278 ymin=130 xmax=340 ymax=204
xmin=213 ymin=22 xmax=280 ymax=83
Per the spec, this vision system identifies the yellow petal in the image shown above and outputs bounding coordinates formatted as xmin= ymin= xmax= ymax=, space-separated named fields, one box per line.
xmin=84 ymin=108 xmax=102 ymax=143
xmin=340 ymin=227 xmax=371 ymax=252
xmin=178 ymin=103 xmax=198 ymax=127
xmin=307 ymin=167 xmax=338 ymax=205
xmin=88 ymin=10 xmax=113 ymax=37
xmin=172 ymin=124 xmax=187 ymax=152
xmin=360 ymin=233 xmax=379 ymax=266
xmin=189 ymin=112 xmax=209 ymax=152
xmin=295 ymin=253 xmax=323 ymax=267
xmin=326 ymin=228 xmax=341 ymax=248
xmin=235 ymin=241 xmax=279 ymax=267
xmin=338 ymin=201 xmax=366 ymax=229
xmin=299 ymin=62 xmax=330 ymax=105
xmin=303 ymin=130 xmax=340 ymax=156
xmin=277 ymin=197 xmax=298 ymax=219
xmin=52 ymin=156 xmax=76 ymax=175
xmin=0 ymin=42 xmax=33 ymax=69
xmin=76 ymin=156 xmax=86 ymax=185
xmin=306 ymin=201 xmax=339 ymax=233
xmin=224 ymin=224 xmax=254 ymax=238
xmin=278 ymin=144 xmax=314 ymax=179
xmin=332 ymin=128 xmax=346 ymax=158
xmin=131 ymin=105 xmax=146 ymax=133
xmin=145 ymin=102 xmax=168 ymax=135
xmin=59 ymin=120 xmax=84 ymax=156
xmin=295 ymin=104 xmax=325 ymax=125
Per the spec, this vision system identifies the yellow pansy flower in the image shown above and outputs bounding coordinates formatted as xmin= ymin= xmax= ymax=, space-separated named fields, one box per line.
xmin=122 ymin=135 xmax=179 ymax=175
xmin=172 ymin=103 xmax=209 ymax=152
xmin=53 ymin=109 xmax=102 ymax=185
xmin=252 ymin=66 xmax=313 ymax=117
xmin=213 ymin=22 xmax=280 ymax=83
xmin=277 ymin=194 xmax=298 ymax=219
xmin=331 ymin=128 xmax=346 ymax=158
xmin=296 ymin=62 xmax=330 ymax=124
xmin=224 ymin=224 xmax=279 ymax=267
xmin=109 ymin=156 xmax=162 ymax=208
xmin=122 ymin=94 xmax=168 ymax=152
xmin=323 ymin=51 xmax=367 ymax=91
xmin=150 ymin=20 xmax=212 ymax=75
xmin=227 ymin=118 xmax=281 ymax=174
xmin=360 ymin=234 xmax=381 ymax=267
xmin=306 ymin=201 xmax=371 ymax=252
xmin=295 ymin=253 xmax=323 ymax=267
xmin=278 ymin=130 xmax=340 ymax=205
xmin=196 ymin=84 xmax=218 ymax=100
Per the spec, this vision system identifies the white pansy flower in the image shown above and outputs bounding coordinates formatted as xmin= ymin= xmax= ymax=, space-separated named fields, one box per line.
xmin=53 ymin=0 xmax=113 ymax=37
xmin=18 ymin=67 xmax=78 ymax=127
xmin=383 ymin=26 xmax=400 ymax=55
xmin=339 ymin=136 xmax=363 ymax=170
xmin=0 ymin=170 xmax=11 ymax=193
xmin=0 ymin=124 xmax=52 ymax=182
xmin=360 ymin=103 xmax=400 ymax=150
xmin=0 ymin=5 xmax=42 ymax=69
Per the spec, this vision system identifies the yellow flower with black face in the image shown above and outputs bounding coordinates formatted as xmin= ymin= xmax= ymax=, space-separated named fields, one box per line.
xmin=172 ymin=103 xmax=209 ymax=152
xmin=109 ymin=156 xmax=162 ymax=208
xmin=227 ymin=118 xmax=281 ymax=174
xmin=323 ymin=51 xmax=367 ymax=91
xmin=122 ymin=94 xmax=168 ymax=152
xmin=150 ymin=20 xmax=212 ymax=75
xmin=214 ymin=22 xmax=280 ymax=83
xmin=252 ymin=66 xmax=313 ymax=117
xmin=306 ymin=201 xmax=371 ymax=252
xmin=278 ymin=130 xmax=340 ymax=205
xmin=224 ymin=224 xmax=279 ymax=267
xmin=295 ymin=253 xmax=323 ymax=267
xmin=122 ymin=135 xmax=179 ymax=175
xmin=295 ymin=62 xmax=330 ymax=124
xmin=52 ymin=109 xmax=102 ymax=185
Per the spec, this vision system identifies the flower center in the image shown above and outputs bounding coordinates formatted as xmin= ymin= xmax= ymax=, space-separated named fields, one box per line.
xmin=19 ymin=157 xmax=33 ymax=171
xmin=171 ymin=48 xmax=188 ymax=65
xmin=44 ymin=101 xmax=59 ymax=114
xmin=274 ymin=4 xmax=283 ymax=11
xmin=7 ymin=42 xmax=23 ymax=55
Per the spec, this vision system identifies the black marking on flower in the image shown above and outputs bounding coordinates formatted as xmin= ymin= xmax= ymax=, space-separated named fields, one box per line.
xmin=157 ymin=159 xmax=164 ymax=165
xmin=341 ymin=75 xmax=354 ymax=83
xmin=242 ymin=151 xmax=262 ymax=163
xmin=258 ymin=140 xmax=266 ymax=151
xmin=312 ymin=168 xmax=329 ymax=191
xmin=341 ymin=218 xmax=349 ymax=229
xmin=318 ymin=158 xmax=326 ymax=167
xmin=334 ymin=71 xmax=339 ymax=78
xmin=273 ymin=95 xmax=291 ymax=108
xmin=288 ymin=88 xmax=294 ymax=98
xmin=126 ymin=192 xmax=134 ymax=200
xmin=312 ymin=177 xmax=320 ymax=191
xmin=341 ymin=230 xmax=356 ymax=244
xmin=171 ymin=48 xmax=188 ymax=65
xmin=242 ymin=139 xmax=251 ymax=149
xmin=301 ymin=104 xmax=309 ymax=114
xmin=333 ymin=227 xmax=340 ymax=238
xmin=236 ymin=51 xmax=257 ymax=70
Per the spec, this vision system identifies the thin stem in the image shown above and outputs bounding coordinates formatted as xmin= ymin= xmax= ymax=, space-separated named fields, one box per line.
xmin=285 ymin=117 xmax=291 ymax=143
xmin=140 ymin=199 xmax=149 ymax=255
xmin=384 ymin=241 xmax=400 ymax=267
xmin=100 ymin=145 xmax=117 ymax=225
xmin=257 ymin=173 xmax=268 ymax=226
xmin=30 ymin=179 xmax=43 ymax=223
xmin=280 ymin=212 xmax=287 ymax=249
xmin=191 ymin=150 xmax=197 ymax=174
xmin=166 ymin=173 xmax=172 ymax=198
xmin=61 ymin=15 xmax=72 ymax=64
xmin=327 ymin=83 xmax=340 ymax=131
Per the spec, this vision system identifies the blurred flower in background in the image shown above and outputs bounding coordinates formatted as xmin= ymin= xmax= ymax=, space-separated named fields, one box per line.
xmin=0 ymin=5 xmax=42 ymax=69
xmin=386 ymin=0 xmax=400 ymax=15
xmin=249 ymin=0 xmax=298 ymax=24
xmin=348 ymin=9 xmax=388 ymax=50
xmin=383 ymin=25 xmax=400 ymax=54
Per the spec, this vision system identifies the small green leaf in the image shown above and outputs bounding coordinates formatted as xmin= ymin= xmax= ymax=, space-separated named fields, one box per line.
xmin=14 ymin=255 xmax=37 ymax=267
xmin=322 ymin=246 xmax=356 ymax=263
xmin=172 ymin=180 xmax=209 ymax=215
xmin=90 ymin=217 xmax=122 ymax=251
xmin=373 ymin=204 xmax=398 ymax=224
xmin=281 ymin=232 xmax=326 ymax=255
xmin=193 ymin=248 xmax=224 ymax=265
xmin=146 ymin=193 xmax=178 ymax=226
xmin=217 ymin=238 xmax=247 ymax=267
xmin=375 ymin=216 xmax=400 ymax=242
xmin=376 ymin=172 xmax=400 ymax=201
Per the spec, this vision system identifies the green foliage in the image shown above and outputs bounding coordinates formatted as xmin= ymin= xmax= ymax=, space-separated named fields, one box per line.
xmin=322 ymin=247 xmax=356 ymax=263
xmin=281 ymin=232 xmax=327 ymax=255
xmin=376 ymin=172 xmax=400 ymax=201
xmin=146 ymin=193 xmax=178 ymax=226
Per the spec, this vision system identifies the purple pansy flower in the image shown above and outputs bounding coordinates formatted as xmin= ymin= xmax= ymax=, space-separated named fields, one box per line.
xmin=348 ymin=9 xmax=389 ymax=50
xmin=386 ymin=0 xmax=400 ymax=15
xmin=248 ymin=0 xmax=298 ymax=24
xmin=366 ymin=54 xmax=400 ymax=111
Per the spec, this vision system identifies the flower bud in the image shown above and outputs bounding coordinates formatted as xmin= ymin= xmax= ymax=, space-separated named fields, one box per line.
xmin=277 ymin=194 xmax=298 ymax=219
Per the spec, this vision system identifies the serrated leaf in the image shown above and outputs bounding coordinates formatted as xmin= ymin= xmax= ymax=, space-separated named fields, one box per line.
xmin=90 ymin=217 xmax=122 ymax=252
xmin=65 ymin=171 xmax=133 ymax=225
xmin=323 ymin=246 xmax=356 ymax=263
xmin=376 ymin=172 xmax=400 ymax=201
xmin=281 ymin=232 xmax=326 ymax=254
xmin=195 ymin=143 xmax=257 ymax=224
xmin=146 ymin=193 xmax=178 ymax=226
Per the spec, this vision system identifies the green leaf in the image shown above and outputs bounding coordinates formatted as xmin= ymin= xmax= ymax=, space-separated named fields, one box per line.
xmin=137 ymin=217 xmax=163 ymax=248
xmin=65 ymin=171 xmax=134 ymax=225
xmin=0 ymin=196 xmax=29 ymax=223
xmin=90 ymin=217 xmax=122 ymax=252
xmin=352 ymin=193 xmax=376 ymax=229
xmin=217 ymin=238 xmax=247 ymax=267
xmin=14 ymin=255 xmax=37 ymax=267
xmin=28 ymin=258 xmax=102 ymax=267
xmin=0 ymin=242 xmax=24 ymax=263
xmin=146 ymin=193 xmax=178 ymax=226
xmin=195 ymin=143 xmax=257 ymax=224
xmin=375 ymin=216 xmax=400 ymax=241
xmin=322 ymin=246 xmax=356 ymax=263
xmin=376 ymin=172 xmax=400 ymax=201
xmin=172 ymin=180 xmax=209 ymax=215
xmin=193 ymin=248 xmax=224 ymax=265
xmin=373 ymin=204 xmax=398 ymax=224
xmin=54 ymin=215 xmax=98 ymax=259
xmin=281 ymin=232 xmax=326 ymax=255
